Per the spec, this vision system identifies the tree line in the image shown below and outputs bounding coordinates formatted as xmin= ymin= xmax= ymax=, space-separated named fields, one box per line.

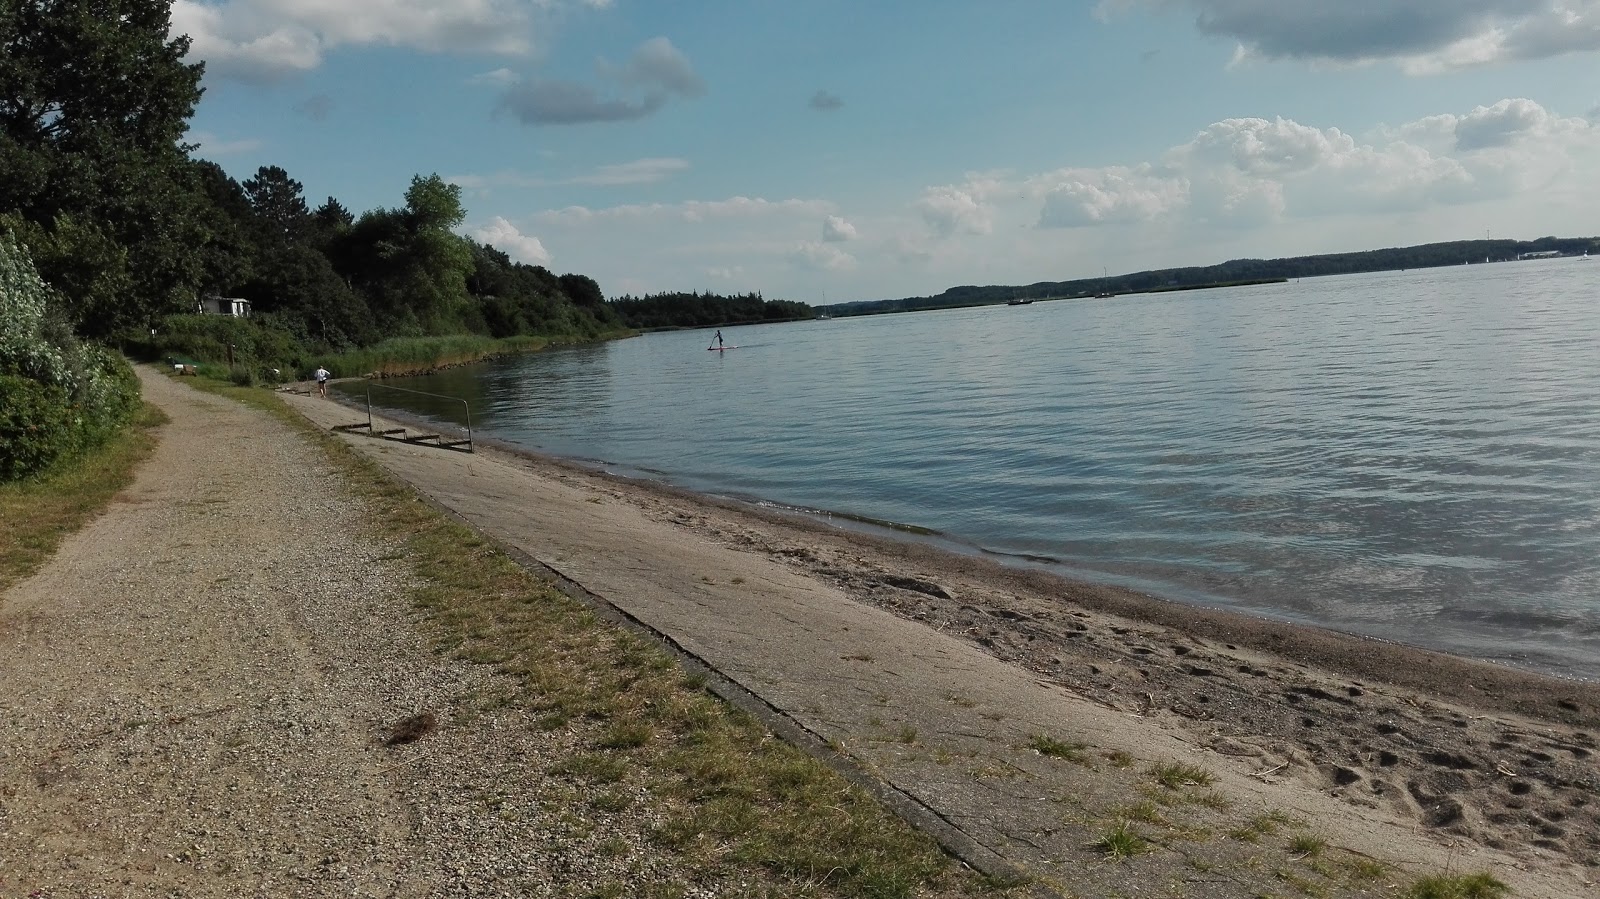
xmin=824 ymin=236 xmax=1600 ymax=317
xmin=608 ymin=291 xmax=812 ymax=330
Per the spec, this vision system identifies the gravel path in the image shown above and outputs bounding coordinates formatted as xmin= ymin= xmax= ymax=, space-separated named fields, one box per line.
xmin=5 ymin=370 xmax=958 ymax=899
xmin=0 ymin=372 xmax=523 ymax=897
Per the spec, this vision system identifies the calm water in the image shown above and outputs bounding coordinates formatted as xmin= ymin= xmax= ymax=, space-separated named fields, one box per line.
xmin=355 ymin=259 xmax=1600 ymax=681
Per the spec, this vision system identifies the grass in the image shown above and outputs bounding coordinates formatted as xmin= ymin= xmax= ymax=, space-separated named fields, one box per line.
xmin=1148 ymin=761 xmax=1216 ymax=790
xmin=1092 ymin=820 xmax=1150 ymax=860
xmin=176 ymin=375 xmax=988 ymax=899
xmin=1027 ymin=734 xmax=1090 ymax=764
xmin=0 ymin=402 xmax=167 ymax=594
xmin=1400 ymin=873 xmax=1509 ymax=899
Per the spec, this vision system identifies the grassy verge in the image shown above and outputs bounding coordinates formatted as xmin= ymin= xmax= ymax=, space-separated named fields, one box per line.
xmin=185 ymin=375 xmax=1001 ymax=899
xmin=0 ymin=402 xmax=168 ymax=594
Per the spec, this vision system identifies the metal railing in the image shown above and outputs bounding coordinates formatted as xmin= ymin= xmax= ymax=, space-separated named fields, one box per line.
xmin=362 ymin=383 xmax=474 ymax=452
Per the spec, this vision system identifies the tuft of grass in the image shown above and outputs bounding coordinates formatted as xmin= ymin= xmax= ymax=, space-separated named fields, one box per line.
xmin=1103 ymin=749 xmax=1136 ymax=769
xmin=1092 ymin=821 xmax=1150 ymax=860
xmin=1287 ymin=833 xmax=1326 ymax=858
xmin=1027 ymin=734 xmax=1090 ymax=764
xmin=0 ymin=401 xmax=166 ymax=594
xmin=1400 ymin=873 xmax=1509 ymax=899
xmin=1117 ymin=801 xmax=1168 ymax=826
xmin=1148 ymin=761 xmax=1215 ymax=789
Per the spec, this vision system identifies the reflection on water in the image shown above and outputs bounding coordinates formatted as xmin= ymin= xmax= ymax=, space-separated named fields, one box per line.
xmin=367 ymin=259 xmax=1600 ymax=681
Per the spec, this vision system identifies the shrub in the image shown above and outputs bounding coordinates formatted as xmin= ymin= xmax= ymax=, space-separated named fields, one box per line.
xmin=0 ymin=375 xmax=74 ymax=480
xmin=0 ymin=234 xmax=141 ymax=481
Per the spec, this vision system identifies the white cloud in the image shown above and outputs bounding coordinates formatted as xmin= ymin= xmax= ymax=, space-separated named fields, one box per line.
xmin=1014 ymin=101 xmax=1595 ymax=231
xmin=571 ymin=158 xmax=690 ymax=186
xmin=790 ymin=241 xmax=857 ymax=271
xmin=1100 ymin=0 xmax=1600 ymax=72
xmin=1452 ymin=97 xmax=1569 ymax=150
xmin=1035 ymin=165 xmax=1189 ymax=226
xmin=469 ymin=216 xmax=552 ymax=265
xmin=705 ymin=266 xmax=743 ymax=280
xmin=534 ymin=196 xmax=832 ymax=225
xmin=470 ymin=67 xmax=518 ymax=86
xmin=822 ymin=215 xmax=858 ymax=242
xmin=916 ymin=185 xmax=994 ymax=237
xmin=173 ymin=0 xmax=605 ymax=81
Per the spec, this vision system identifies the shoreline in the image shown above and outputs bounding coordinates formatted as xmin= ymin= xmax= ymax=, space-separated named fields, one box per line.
xmin=341 ymin=384 xmax=1599 ymax=704
xmin=307 ymin=388 xmax=1600 ymax=888
xmin=423 ymin=404 xmax=1600 ymax=689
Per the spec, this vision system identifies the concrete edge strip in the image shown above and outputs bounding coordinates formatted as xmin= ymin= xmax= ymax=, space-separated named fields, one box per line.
xmin=367 ymin=451 xmax=1062 ymax=899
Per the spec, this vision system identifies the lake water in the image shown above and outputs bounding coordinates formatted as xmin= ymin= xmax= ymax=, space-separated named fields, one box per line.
xmin=355 ymin=258 xmax=1600 ymax=682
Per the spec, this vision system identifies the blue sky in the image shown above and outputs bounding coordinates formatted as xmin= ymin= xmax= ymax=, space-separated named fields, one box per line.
xmin=179 ymin=0 xmax=1600 ymax=303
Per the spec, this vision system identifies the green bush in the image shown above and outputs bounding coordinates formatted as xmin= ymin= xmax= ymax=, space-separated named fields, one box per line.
xmin=0 ymin=234 xmax=142 ymax=481
xmin=0 ymin=375 xmax=74 ymax=480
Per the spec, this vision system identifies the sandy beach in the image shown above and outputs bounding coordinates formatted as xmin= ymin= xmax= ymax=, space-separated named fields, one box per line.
xmin=291 ymin=384 xmax=1600 ymax=895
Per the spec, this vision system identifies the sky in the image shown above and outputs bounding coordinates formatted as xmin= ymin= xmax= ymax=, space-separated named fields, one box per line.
xmin=177 ymin=0 xmax=1600 ymax=303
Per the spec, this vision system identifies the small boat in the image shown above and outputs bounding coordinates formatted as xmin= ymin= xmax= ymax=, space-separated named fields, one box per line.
xmin=1006 ymin=298 xmax=1033 ymax=306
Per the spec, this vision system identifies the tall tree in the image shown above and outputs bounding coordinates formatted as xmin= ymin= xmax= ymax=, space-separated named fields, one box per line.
xmin=243 ymin=165 xmax=309 ymax=240
xmin=0 ymin=0 xmax=207 ymax=337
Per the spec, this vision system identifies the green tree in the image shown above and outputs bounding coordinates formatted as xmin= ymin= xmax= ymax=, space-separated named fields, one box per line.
xmin=242 ymin=164 xmax=310 ymax=240
xmin=0 ymin=0 xmax=207 ymax=337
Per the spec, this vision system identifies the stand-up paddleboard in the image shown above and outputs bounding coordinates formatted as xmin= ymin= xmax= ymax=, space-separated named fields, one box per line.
xmin=708 ymin=345 xmax=738 ymax=351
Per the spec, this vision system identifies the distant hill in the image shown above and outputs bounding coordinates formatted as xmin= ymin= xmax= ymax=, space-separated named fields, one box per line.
xmin=820 ymin=236 xmax=1600 ymax=317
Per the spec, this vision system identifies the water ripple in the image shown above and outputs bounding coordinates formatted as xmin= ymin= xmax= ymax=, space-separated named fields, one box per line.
xmin=377 ymin=259 xmax=1600 ymax=681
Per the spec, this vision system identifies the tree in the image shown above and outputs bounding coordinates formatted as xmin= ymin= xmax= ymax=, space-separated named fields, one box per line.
xmin=0 ymin=0 xmax=207 ymax=336
xmin=242 ymin=165 xmax=310 ymax=240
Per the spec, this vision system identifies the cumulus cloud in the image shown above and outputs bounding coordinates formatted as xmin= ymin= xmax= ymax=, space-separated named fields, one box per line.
xmin=790 ymin=241 xmax=856 ymax=271
xmin=172 ymin=0 xmax=573 ymax=81
xmin=809 ymin=90 xmax=844 ymax=111
xmin=1453 ymin=97 xmax=1564 ymax=149
xmin=1022 ymin=101 xmax=1596 ymax=232
xmin=916 ymin=185 xmax=995 ymax=237
xmin=822 ymin=215 xmax=858 ymax=242
xmin=498 ymin=37 xmax=703 ymax=126
xmin=470 ymin=217 xmax=552 ymax=265
xmin=1035 ymin=165 xmax=1189 ymax=227
xmin=1099 ymin=0 xmax=1600 ymax=72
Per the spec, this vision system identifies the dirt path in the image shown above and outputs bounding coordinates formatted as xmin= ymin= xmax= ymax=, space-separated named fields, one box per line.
xmin=285 ymin=388 xmax=1600 ymax=898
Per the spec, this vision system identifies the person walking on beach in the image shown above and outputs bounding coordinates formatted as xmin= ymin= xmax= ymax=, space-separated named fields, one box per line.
xmin=313 ymin=365 xmax=330 ymax=398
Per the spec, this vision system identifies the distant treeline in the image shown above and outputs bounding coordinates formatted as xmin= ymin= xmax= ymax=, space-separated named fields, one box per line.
xmin=608 ymin=291 xmax=813 ymax=329
xmin=822 ymin=236 xmax=1600 ymax=317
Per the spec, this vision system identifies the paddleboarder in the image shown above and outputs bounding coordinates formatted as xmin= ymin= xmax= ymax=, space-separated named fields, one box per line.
xmin=714 ymin=330 xmax=724 ymax=348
